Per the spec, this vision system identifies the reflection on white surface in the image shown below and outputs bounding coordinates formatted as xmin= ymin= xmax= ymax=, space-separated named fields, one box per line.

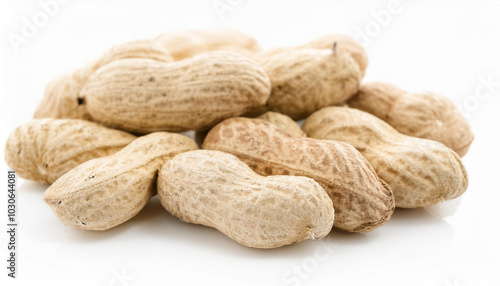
xmin=6 ymin=138 xmax=500 ymax=286
xmin=14 ymin=179 xmax=470 ymax=286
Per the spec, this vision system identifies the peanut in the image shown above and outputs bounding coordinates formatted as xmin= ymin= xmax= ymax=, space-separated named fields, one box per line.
xmin=347 ymin=82 xmax=474 ymax=156
xmin=4 ymin=119 xmax=136 ymax=184
xmin=44 ymin=132 xmax=198 ymax=230
xmin=81 ymin=51 xmax=271 ymax=133
xmin=157 ymin=150 xmax=334 ymax=248
xmin=300 ymin=34 xmax=369 ymax=77
xmin=154 ymin=29 xmax=261 ymax=60
xmin=251 ymin=44 xmax=361 ymax=120
xmin=256 ymin=111 xmax=305 ymax=137
xmin=302 ymin=106 xmax=469 ymax=208
xmin=202 ymin=117 xmax=395 ymax=232
xmin=34 ymin=40 xmax=172 ymax=120
xmin=195 ymin=111 xmax=304 ymax=147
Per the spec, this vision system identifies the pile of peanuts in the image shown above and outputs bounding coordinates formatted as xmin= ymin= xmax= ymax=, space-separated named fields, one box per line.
xmin=5 ymin=29 xmax=473 ymax=249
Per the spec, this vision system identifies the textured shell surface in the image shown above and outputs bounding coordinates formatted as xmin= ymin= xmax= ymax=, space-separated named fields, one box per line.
xmin=202 ymin=117 xmax=395 ymax=232
xmin=4 ymin=119 xmax=136 ymax=184
xmin=300 ymin=34 xmax=369 ymax=77
xmin=33 ymin=40 xmax=172 ymax=120
xmin=157 ymin=150 xmax=334 ymax=248
xmin=154 ymin=29 xmax=261 ymax=60
xmin=348 ymin=82 xmax=474 ymax=156
xmin=302 ymin=106 xmax=469 ymax=208
xmin=257 ymin=111 xmax=306 ymax=137
xmin=44 ymin=132 xmax=198 ymax=230
xmin=82 ymin=51 xmax=271 ymax=133
xmin=195 ymin=111 xmax=305 ymax=147
xmin=255 ymin=48 xmax=361 ymax=120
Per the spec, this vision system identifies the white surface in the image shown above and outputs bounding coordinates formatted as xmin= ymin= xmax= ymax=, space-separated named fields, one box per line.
xmin=1 ymin=1 xmax=500 ymax=285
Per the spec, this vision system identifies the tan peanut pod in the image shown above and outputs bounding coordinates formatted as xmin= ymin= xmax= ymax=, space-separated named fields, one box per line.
xmin=157 ymin=150 xmax=334 ymax=248
xmin=202 ymin=117 xmax=394 ymax=232
xmin=347 ymin=82 xmax=474 ymax=156
xmin=257 ymin=111 xmax=305 ymax=137
xmin=300 ymin=34 xmax=369 ymax=78
xmin=253 ymin=45 xmax=361 ymax=120
xmin=154 ymin=29 xmax=261 ymax=60
xmin=44 ymin=132 xmax=198 ymax=230
xmin=302 ymin=107 xmax=469 ymax=208
xmin=33 ymin=40 xmax=173 ymax=120
xmin=4 ymin=119 xmax=136 ymax=184
xmin=81 ymin=51 xmax=271 ymax=133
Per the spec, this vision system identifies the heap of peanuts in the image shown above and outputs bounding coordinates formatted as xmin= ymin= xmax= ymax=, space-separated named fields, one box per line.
xmin=5 ymin=29 xmax=473 ymax=248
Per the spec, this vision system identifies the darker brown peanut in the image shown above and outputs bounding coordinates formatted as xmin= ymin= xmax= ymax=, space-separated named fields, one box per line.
xmin=202 ymin=117 xmax=395 ymax=232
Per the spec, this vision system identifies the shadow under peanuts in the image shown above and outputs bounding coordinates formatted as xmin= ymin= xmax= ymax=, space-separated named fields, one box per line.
xmin=40 ymin=195 xmax=166 ymax=243
xmin=362 ymin=206 xmax=456 ymax=258
xmin=130 ymin=199 xmax=457 ymax=258
xmin=135 ymin=197 xmax=328 ymax=259
xmin=425 ymin=197 xmax=462 ymax=219
xmin=19 ymin=179 xmax=50 ymax=193
xmin=282 ymin=206 xmax=458 ymax=274
xmin=327 ymin=229 xmax=370 ymax=244
xmin=27 ymin=175 xmax=458 ymax=262
xmin=388 ymin=205 xmax=458 ymax=226
xmin=314 ymin=205 xmax=457 ymax=252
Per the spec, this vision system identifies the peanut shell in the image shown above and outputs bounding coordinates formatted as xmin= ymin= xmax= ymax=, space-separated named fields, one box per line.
xmin=44 ymin=132 xmax=198 ymax=230
xmin=154 ymin=29 xmax=260 ymax=60
xmin=202 ymin=117 xmax=395 ymax=232
xmin=253 ymin=46 xmax=361 ymax=120
xmin=300 ymin=34 xmax=369 ymax=77
xmin=347 ymin=82 xmax=474 ymax=156
xmin=257 ymin=111 xmax=305 ymax=137
xmin=302 ymin=106 xmax=469 ymax=208
xmin=82 ymin=51 xmax=271 ymax=133
xmin=4 ymin=119 xmax=136 ymax=184
xmin=34 ymin=40 xmax=172 ymax=120
xmin=195 ymin=111 xmax=304 ymax=146
xmin=158 ymin=150 xmax=334 ymax=248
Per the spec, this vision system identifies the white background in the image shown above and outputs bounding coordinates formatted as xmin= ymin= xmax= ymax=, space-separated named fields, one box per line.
xmin=1 ymin=1 xmax=500 ymax=285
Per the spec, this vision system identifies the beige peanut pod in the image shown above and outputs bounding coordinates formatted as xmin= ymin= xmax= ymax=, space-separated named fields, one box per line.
xmin=347 ymin=82 xmax=474 ymax=156
xmin=302 ymin=107 xmax=469 ymax=208
xmin=157 ymin=150 xmax=334 ymax=248
xmin=253 ymin=45 xmax=361 ymax=120
xmin=257 ymin=111 xmax=305 ymax=137
xmin=202 ymin=117 xmax=394 ymax=232
xmin=4 ymin=119 xmax=136 ymax=184
xmin=81 ymin=51 xmax=271 ymax=133
xmin=44 ymin=132 xmax=198 ymax=230
xmin=34 ymin=40 xmax=172 ymax=120
xmin=300 ymin=34 xmax=369 ymax=78
xmin=154 ymin=29 xmax=261 ymax=60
